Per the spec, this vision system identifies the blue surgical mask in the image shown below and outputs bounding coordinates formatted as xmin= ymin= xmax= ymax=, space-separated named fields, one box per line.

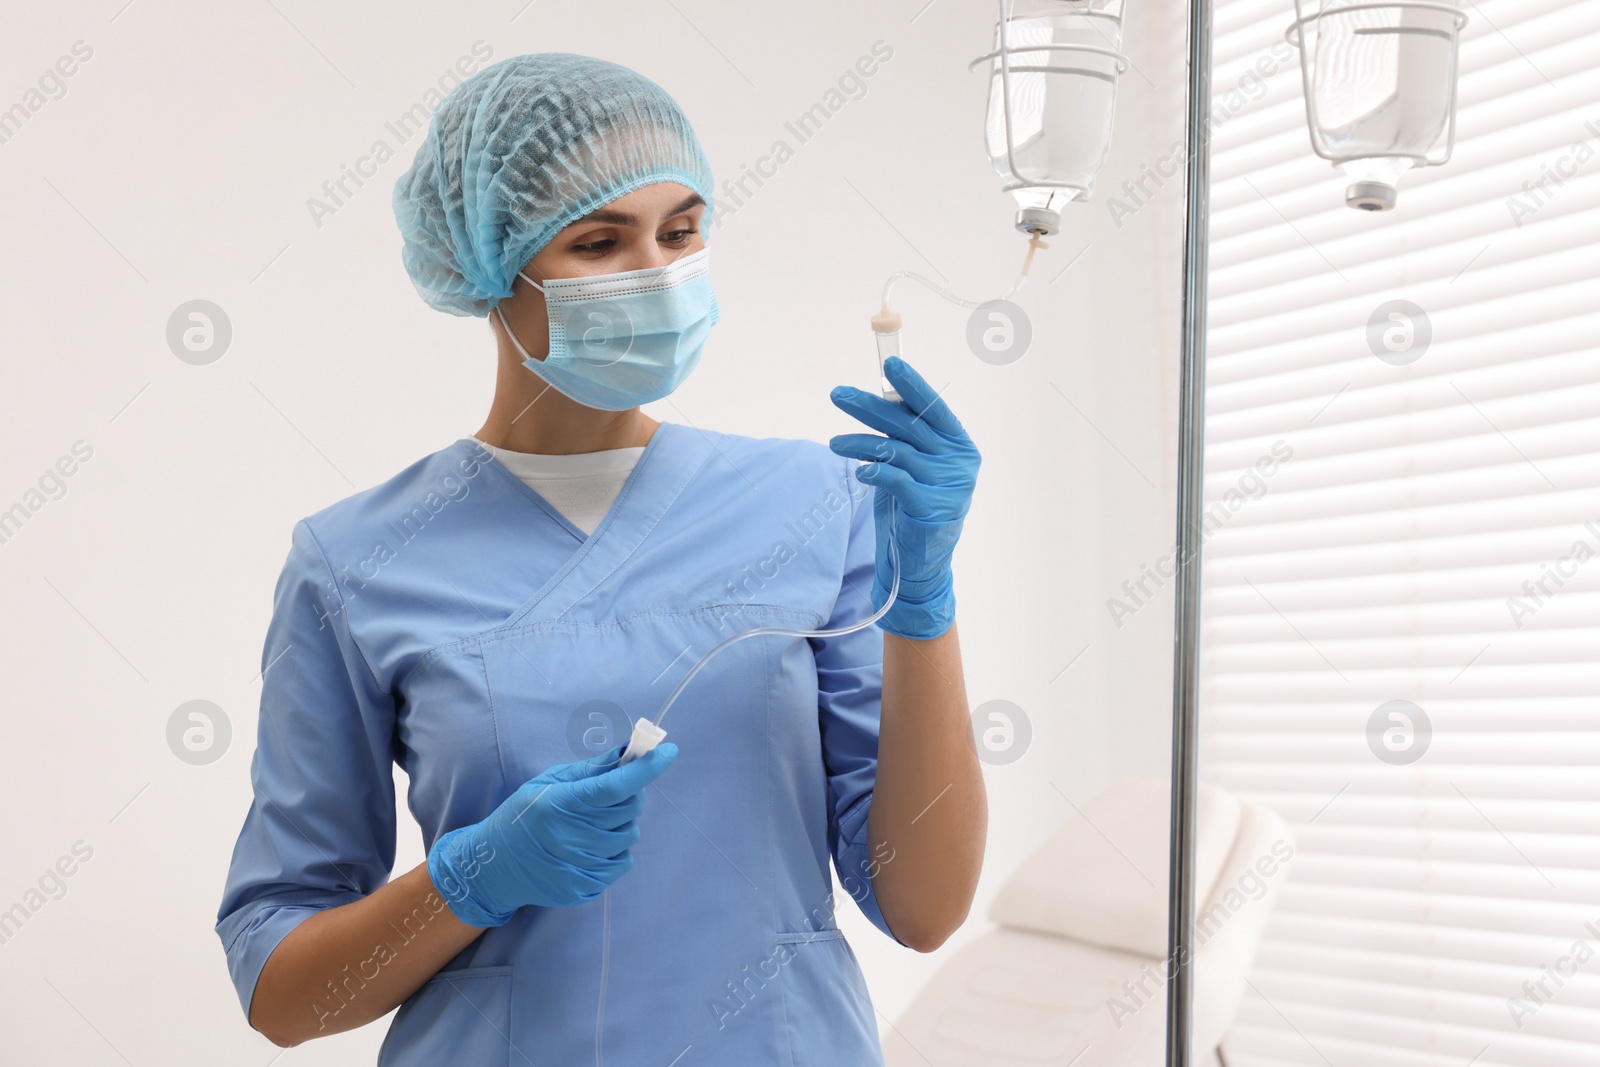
xmin=494 ymin=246 xmax=719 ymax=411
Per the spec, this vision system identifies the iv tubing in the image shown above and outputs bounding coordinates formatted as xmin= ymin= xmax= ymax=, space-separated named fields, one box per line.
xmin=653 ymin=534 xmax=901 ymax=730
xmin=594 ymin=230 xmax=1040 ymax=1066
xmin=879 ymin=231 xmax=1046 ymax=313
xmin=595 ymin=519 xmax=904 ymax=1065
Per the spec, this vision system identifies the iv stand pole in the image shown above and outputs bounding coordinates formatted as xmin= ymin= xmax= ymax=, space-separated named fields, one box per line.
xmin=1166 ymin=0 xmax=1213 ymax=1063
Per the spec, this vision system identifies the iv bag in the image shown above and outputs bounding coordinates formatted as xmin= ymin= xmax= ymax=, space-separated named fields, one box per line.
xmin=976 ymin=0 xmax=1128 ymax=234
xmin=1291 ymin=0 xmax=1466 ymax=209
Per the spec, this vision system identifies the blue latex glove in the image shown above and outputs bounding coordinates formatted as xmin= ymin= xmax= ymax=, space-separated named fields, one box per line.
xmin=828 ymin=356 xmax=980 ymax=640
xmin=427 ymin=742 xmax=678 ymax=926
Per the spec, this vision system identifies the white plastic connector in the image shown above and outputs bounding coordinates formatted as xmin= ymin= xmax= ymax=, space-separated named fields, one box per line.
xmin=870 ymin=305 xmax=903 ymax=334
xmin=617 ymin=717 xmax=667 ymax=766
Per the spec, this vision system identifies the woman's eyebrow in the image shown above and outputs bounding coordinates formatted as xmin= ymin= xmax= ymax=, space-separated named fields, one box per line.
xmin=573 ymin=192 xmax=706 ymax=227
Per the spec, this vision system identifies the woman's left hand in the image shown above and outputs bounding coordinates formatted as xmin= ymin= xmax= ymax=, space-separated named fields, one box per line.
xmin=828 ymin=356 xmax=980 ymax=640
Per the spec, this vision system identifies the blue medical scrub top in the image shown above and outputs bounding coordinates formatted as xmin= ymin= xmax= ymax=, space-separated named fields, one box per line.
xmin=215 ymin=422 xmax=903 ymax=1066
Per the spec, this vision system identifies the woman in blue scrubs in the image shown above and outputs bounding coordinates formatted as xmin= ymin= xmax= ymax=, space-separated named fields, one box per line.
xmin=217 ymin=53 xmax=987 ymax=1066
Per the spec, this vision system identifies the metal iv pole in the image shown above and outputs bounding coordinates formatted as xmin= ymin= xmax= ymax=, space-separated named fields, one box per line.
xmin=1166 ymin=0 xmax=1212 ymax=1063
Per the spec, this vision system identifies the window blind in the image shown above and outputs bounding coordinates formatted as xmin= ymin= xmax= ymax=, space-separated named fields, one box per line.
xmin=1197 ymin=1 xmax=1600 ymax=1065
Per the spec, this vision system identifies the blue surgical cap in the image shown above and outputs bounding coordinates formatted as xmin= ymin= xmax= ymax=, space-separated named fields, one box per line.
xmin=392 ymin=53 xmax=716 ymax=318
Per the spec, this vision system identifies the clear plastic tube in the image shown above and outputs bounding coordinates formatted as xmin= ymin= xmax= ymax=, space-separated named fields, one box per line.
xmin=596 ymin=889 xmax=612 ymax=1066
xmin=595 ymin=525 xmax=903 ymax=1064
xmin=879 ymin=231 xmax=1045 ymax=312
xmin=592 ymin=134 xmax=1045 ymax=1067
xmin=875 ymin=328 xmax=904 ymax=407
xmin=871 ymin=234 xmax=1046 ymax=401
xmin=654 ymin=537 xmax=901 ymax=730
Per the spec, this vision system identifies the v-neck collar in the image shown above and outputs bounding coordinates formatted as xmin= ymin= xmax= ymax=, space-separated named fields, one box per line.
xmin=464 ymin=425 xmax=669 ymax=546
xmin=455 ymin=421 xmax=718 ymax=628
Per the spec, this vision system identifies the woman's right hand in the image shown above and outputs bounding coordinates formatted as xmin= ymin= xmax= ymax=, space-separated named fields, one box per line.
xmin=427 ymin=742 xmax=678 ymax=926
xmin=251 ymin=743 xmax=678 ymax=1046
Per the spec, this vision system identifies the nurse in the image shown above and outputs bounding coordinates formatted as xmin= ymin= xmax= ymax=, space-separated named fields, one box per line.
xmin=216 ymin=53 xmax=986 ymax=1066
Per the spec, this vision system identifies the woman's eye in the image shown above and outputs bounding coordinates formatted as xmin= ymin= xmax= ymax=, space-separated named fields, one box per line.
xmin=661 ymin=229 xmax=693 ymax=245
xmin=573 ymin=238 xmax=614 ymax=254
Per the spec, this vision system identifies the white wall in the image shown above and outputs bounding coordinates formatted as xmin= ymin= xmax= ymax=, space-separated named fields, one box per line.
xmin=0 ymin=1 xmax=1187 ymax=1061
